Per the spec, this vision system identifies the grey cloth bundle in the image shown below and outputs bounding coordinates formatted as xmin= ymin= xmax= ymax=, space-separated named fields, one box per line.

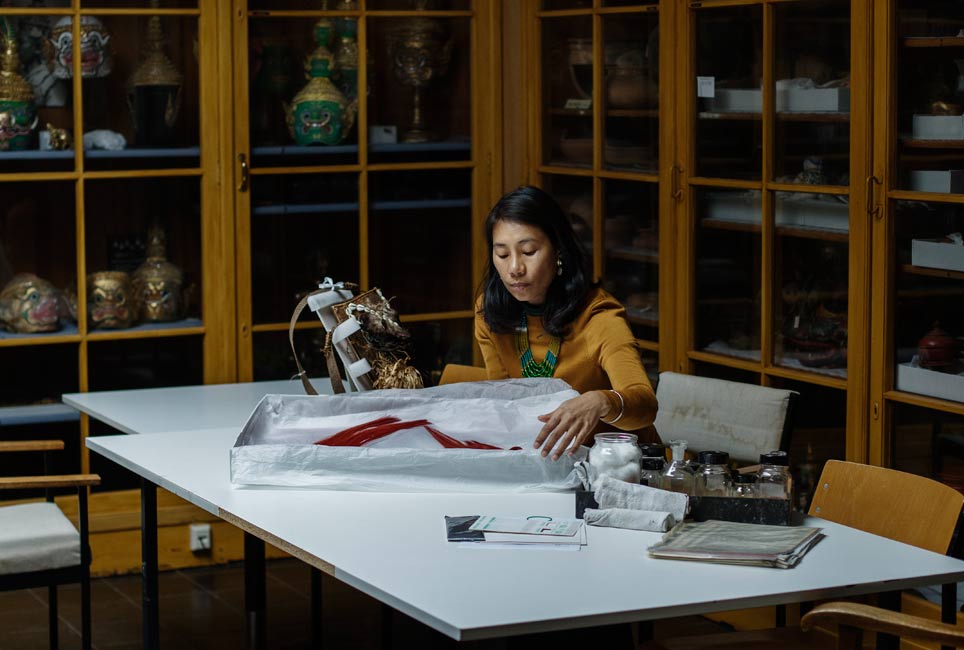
xmin=583 ymin=507 xmax=676 ymax=532
xmin=591 ymin=475 xmax=689 ymax=529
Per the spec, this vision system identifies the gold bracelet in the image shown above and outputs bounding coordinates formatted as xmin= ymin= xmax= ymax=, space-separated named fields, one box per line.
xmin=601 ymin=389 xmax=624 ymax=424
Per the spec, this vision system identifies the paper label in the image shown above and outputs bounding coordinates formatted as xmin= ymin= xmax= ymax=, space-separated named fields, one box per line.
xmin=469 ymin=515 xmax=582 ymax=536
xmin=697 ymin=76 xmax=715 ymax=99
xmin=564 ymin=98 xmax=592 ymax=111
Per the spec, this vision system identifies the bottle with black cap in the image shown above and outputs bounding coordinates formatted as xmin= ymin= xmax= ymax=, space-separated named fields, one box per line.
xmin=696 ymin=451 xmax=731 ymax=496
xmin=758 ymin=450 xmax=792 ymax=499
xmin=640 ymin=456 xmax=665 ymax=488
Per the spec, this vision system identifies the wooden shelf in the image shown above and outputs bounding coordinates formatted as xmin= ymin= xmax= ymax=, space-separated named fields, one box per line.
xmin=250 ymin=140 xmax=472 ymax=158
xmin=606 ymin=246 xmax=658 ymax=263
xmin=901 ymin=138 xmax=964 ymax=149
xmin=0 ymin=403 xmax=80 ymax=426
xmin=697 ymin=112 xmax=849 ymax=123
xmin=251 ymin=198 xmax=471 ymax=216
xmin=901 ymin=264 xmax=964 ymax=281
xmin=0 ymin=147 xmax=201 ymax=161
xmin=626 ymin=307 xmax=658 ymax=327
xmin=700 ymin=218 xmax=849 ymax=241
xmin=885 ymin=389 xmax=964 ymax=417
xmin=903 ymin=36 xmax=964 ymax=48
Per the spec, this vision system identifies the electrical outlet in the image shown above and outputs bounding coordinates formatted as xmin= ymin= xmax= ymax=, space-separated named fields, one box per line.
xmin=189 ymin=523 xmax=212 ymax=553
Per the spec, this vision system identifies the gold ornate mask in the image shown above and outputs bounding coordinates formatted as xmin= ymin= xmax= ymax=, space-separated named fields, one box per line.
xmin=87 ymin=270 xmax=132 ymax=329
xmin=132 ymin=225 xmax=183 ymax=322
xmin=0 ymin=273 xmax=65 ymax=333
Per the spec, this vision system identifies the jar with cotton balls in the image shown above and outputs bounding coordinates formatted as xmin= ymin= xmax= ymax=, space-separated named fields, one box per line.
xmin=588 ymin=433 xmax=642 ymax=485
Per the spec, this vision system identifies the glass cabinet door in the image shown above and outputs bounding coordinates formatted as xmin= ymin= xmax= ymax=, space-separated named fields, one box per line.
xmin=0 ymin=0 xmax=226 ymax=490
xmin=874 ymin=1 xmax=964 ymax=484
xmin=532 ymin=1 xmax=666 ymax=380
xmin=236 ymin=0 xmax=491 ymax=385
xmin=684 ymin=0 xmax=869 ymax=499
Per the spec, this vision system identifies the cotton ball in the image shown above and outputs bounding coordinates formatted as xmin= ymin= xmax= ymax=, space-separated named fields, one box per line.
xmin=589 ymin=440 xmax=641 ymax=484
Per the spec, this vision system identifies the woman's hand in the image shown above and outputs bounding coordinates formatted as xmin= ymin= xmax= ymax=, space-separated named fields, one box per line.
xmin=534 ymin=391 xmax=611 ymax=461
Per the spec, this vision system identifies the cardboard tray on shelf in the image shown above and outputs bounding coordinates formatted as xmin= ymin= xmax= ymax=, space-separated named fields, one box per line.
xmin=703 ymin=192 xmax=849 ymax=232
xmin=896 ymin=363 xmax=964 ymax=404
xmin=911 ymin=238 xmax=964 ymax=272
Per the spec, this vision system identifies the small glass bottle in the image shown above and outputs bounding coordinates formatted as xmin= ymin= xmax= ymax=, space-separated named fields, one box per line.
xmin=640 ymin=456 xmax=665 ymax=488
xmin=731 ymin=471 xmax=757 ymax=498
xmin=758 ymin=450 xmax=792 ymax=499
xmin=589 ymin=433 xmax=642 ymax=484
xmin=661 ymin=439 xmax=696 ymax=495
xmin=696 ymin=451 xmax=731 ymax=497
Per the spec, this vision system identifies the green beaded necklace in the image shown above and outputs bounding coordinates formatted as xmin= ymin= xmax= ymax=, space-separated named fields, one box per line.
xmin=515 ymin=309 xmax=561 ymax=378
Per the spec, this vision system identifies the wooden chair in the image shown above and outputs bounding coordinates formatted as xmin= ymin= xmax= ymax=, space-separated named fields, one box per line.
xmin=438 ymin=363 xmax=487 ymax=385
xmin=646 ymin=460 xmax=964 ymax=650
xmin=0 ymin=440 xmax=100 ymax=650
xmin=652 ymin=372 xmax=798 ymax=464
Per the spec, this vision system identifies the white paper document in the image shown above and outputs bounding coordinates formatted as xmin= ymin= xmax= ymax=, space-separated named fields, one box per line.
xmin=469 ymin=515 xmax=583 ymax=537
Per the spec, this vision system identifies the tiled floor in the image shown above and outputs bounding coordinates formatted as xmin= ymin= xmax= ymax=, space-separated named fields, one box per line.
xmin=0 ymin=559 xmax=727 ymax=649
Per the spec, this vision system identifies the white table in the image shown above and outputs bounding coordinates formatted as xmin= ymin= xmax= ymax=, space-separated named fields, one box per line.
xmin=64 ymin=378 xmax=331 ymax=649
xmin=87 ymin=427 xmax=964 ymax=643
xmin=63 ymin=377 xmax=333 ymax=436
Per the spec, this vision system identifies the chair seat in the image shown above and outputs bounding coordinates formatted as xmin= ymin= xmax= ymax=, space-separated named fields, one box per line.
xmin=0 ymin=502 xmax=80 ymax=575
xmin=641 ymin=626 xmax=816 ymax=650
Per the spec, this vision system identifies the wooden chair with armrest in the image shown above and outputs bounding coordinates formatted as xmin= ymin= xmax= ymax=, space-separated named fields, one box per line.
xmin=645 ymin=460 xmax=964 ymax=650
xmin=438 ymin=363 xmax=488 ymax=385
xmin=0 ymin=440 xmax=101 ymax=650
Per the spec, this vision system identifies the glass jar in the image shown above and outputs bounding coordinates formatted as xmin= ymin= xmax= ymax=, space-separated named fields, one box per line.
xmin=640 ymin=456 xmax=664 ymax=488
xmin=731 ymin=471 xmax=757 ymax=498
xmin=589 ymin=433 xmax=641 ymax=484
xmin=696 ymin=451 xmax=731 ymax=497
xmin=758 ymin=450 xmax=792 ymax=499
xmin=661 ymin=439 xmax=695 ymax=495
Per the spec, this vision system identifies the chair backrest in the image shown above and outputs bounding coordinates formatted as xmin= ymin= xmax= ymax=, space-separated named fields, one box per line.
xmin=438 ymin=364 xmax=488 ymax=386
xmin=652 ymin=371 xmax=797 ymax=464
xmin=808 ymin=460 xmax=964 ymax=556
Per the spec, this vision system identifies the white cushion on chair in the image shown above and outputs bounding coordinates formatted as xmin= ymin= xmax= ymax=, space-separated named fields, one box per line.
xmin=653 ymin=372 xmax=794 ymax=464
xmin=0 ymin=502 xmax=80 ymax=575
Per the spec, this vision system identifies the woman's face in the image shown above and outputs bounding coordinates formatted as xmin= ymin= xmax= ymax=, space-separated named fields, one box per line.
xmin=491 ymin=219 xmax=557 ymax=306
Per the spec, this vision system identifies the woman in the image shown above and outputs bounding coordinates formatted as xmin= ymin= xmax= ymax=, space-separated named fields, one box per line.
xmin=476 ymin=185 xmax=658 ymax=461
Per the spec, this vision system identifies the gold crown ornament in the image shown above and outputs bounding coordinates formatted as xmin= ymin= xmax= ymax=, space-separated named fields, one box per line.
xmin=0 ymin=20 xmax=39 ymax=151
xmin=87 ymin=270 xmax=133 ymax=329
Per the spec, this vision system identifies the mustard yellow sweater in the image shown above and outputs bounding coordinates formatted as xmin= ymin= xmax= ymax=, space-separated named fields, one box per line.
xmin=475 ymin=287 xmax=658 ymax=432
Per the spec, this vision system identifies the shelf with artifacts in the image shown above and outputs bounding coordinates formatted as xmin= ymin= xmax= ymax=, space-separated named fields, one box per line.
xmin=698 ymin=111 xmax=850 ymax=123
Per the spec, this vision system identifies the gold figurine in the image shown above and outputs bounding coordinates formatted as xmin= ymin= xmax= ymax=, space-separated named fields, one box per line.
xmin=46 ymin=122 xmax=72 ymax=150
xmin=0 ymin=273 xmax=66 ymax=333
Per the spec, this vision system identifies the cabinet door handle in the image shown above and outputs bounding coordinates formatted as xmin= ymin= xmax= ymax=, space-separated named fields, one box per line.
xmin=238 ymin=153 xmax=249 ymax=193
xmin=671 ymin=164 xmax=683 ymax=201
xmin=865 ymin=175 xmax=881 ymax=219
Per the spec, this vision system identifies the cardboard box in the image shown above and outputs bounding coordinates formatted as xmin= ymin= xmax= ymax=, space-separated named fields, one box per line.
xmin=896 ymin=363 xmax=964 ymax=404
xmin=776 ymin=87 xmax=850 ymax=113
xmin=911 ymin=238 xmax=964 ymax=272
xmin=908 ymin=170 xmax=964 ymax=193
xmin=702 ymin=192 xmax=849 ymax=233
xmin=912 ymin=115 xmax=964 ymax=140
xmin=706 ymin=89 xmax=762 ymax=113
xmin=775 ymin=195 xmax=850 ymax=232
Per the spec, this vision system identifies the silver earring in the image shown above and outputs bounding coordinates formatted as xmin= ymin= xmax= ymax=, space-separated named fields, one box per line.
xmin=556 ymin=257 xmax=563 ymax=276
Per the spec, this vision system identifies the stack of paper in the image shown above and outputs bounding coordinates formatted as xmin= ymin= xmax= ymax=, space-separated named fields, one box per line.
xmin=444 ymin=515 xmax=587 ymax=549
xmin=647 ymin=520 xmax=824 ymax=569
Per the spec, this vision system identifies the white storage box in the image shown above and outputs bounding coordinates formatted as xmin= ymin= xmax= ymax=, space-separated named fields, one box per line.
xmin=912 ymin=115 xmax=964 ymax=140
xmin=706 ymin=89 xmax=762 ymax=113
xmin=912 ymin=238 xmax=964 ymax=272
xmin=776 ymin=87 xmax=850 ymax=113
xmin=908 ymin=170 xmax=964 ymax=194
xmin=896 ymin=363 xmax=964 ymax=404
xmin=230 ymin=378 xmax=588 ymax=492
xmin=702 ymin=192 xmax=849 ymax=232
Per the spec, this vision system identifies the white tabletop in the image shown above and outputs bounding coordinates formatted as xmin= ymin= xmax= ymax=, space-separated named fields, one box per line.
xmin=63 ymin=378 xmax=332 ymax=435
xmin=86 ymin=428 xmax=964 ymax=641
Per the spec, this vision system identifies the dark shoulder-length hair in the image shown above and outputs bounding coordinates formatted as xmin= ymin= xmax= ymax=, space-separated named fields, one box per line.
xmin=479 ymin=185 xmax=591 ymax=337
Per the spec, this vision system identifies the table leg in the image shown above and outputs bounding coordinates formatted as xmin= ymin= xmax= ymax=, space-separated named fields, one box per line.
xmin=244 ymin=532 xmax=266 ymax=650
xmin=140 ymin=479 xmax=159 ymax=650
xmin=311 ymin=567 xmax=323 ymax=649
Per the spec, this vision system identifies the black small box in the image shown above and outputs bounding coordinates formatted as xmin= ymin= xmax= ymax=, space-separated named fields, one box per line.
xmin=689 ymin=496 xmax=792 ymax=526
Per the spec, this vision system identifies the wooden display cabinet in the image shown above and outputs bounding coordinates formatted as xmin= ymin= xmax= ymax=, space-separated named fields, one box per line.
xmin=870 ymin=1 xmax=964 ymax=492
xmin=233 ymin=0 xmax=500 ymax=385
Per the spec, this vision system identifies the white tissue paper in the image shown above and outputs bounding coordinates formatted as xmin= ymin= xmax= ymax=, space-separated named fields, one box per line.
xmin=231 ymin=378 xmax=588 ymax=492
